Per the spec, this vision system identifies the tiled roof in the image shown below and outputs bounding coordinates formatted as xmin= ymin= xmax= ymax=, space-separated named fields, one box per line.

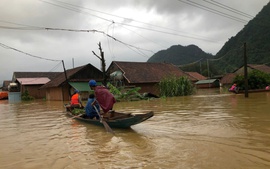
xmin=110 ymin=61 xmax=196 ymax=83
xmin=186 ymin=72 xmax=207 ymax=81
xmin=220 ymin=73 xmax=237 ymax=85
xmin=13 ymin=72 xmax=61 ymax=80
xmin=248 ymin=64 xmax=270 ymax=73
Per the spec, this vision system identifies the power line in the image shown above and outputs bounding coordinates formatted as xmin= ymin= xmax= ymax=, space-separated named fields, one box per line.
xmin=203 ymin=0 xmax=254 ymax=19
xmin=0 ymin=42 xmax=61 ymax=62
xmin=0 ymin=24 xmax=154 ymax=53
xmin=177 ymin=58 xmax=204 ymax=67
xmin=41 ymin=0 xmax=216 ymax=39
xmin=40 ymin=0 xmax=219 ymax=43
xmin=178 ymin=0 xmax=249 ymax=23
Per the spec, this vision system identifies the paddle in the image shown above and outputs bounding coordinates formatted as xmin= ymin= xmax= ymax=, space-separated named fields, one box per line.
xmin=93 ymin=105 xmax=114 ymax=134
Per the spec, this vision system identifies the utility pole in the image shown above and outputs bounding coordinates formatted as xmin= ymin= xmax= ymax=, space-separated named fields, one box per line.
xmin=92 ymin=42 xmax=107 ymax=85
xmin=243 ymin=42 xmax=249 ymax=98
xmin=62 ymin=60 xmax=71 ymax=98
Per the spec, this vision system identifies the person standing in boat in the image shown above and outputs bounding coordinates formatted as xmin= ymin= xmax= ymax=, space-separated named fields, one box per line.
xmin=88 ymin=79 xmax=116 ymax=115
xmin=70 ymin=90 xmax=83 ymax=108
xmin=85 ymin=94 xmax=100 ymax=119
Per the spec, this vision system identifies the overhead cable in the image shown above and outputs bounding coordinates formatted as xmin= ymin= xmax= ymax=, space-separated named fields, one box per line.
xmin=0 ymin=42 xmax=61 ymax=62
xmin=178 ymin=0 xmax=248 ymax=23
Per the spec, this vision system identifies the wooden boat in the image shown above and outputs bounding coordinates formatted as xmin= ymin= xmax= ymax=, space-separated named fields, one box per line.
xmin=65 ymin=105 xmax=154 ymax=129
xmin=0 ymin=92 xmax=8 ymax=100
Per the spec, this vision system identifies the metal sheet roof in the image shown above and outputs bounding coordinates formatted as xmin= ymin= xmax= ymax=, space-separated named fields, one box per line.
xmin=16 ymin=77 xmax=50 ymax=85
xmin=69 ymin=82 xmax=91 ymax=92
xmin=195 ymin=79 xmax=218 ymax=85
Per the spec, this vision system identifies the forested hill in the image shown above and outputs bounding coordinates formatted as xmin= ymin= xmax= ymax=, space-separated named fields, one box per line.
xmin=211 ymin=2 xmax=270 ymax=74
xmin=147 ymin=44 xmax=214 ymax=65
xmin=147 ymin=2 xmax=270 ymax=76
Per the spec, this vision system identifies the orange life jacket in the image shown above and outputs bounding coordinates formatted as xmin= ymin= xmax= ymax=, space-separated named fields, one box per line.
xmin=70 ymin=93 xmax=80 ymax=105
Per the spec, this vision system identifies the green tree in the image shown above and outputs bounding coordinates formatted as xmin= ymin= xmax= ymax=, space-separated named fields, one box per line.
xmin=233 ymin=70 xmax=270 ymax=90
xmin=159 ymin=76 xmax=195 ymax=97
xmin=21 ymin=90 xmax=34 ymax=101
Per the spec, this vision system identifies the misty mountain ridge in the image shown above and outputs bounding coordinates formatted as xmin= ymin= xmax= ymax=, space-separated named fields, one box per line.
xmin=147 ymin=2 xmax=270 ymax=76
xmin=147 ymin=44 xmax=214 ymax=65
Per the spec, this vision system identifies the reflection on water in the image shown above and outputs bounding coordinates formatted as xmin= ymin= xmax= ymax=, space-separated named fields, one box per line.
xmin=0 ymin=90 xmax=270 ymax=169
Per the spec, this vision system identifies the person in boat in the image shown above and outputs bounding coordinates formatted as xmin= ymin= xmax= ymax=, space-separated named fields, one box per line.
xmin=89 ymin=79 xmax=116 ymax=115
xmin=229 ymin=83 xmax=239 ymax=94
xmin=70 ymin=90 xmax=83 ymax=108
xmin=85 ymin=94 xmax=100 ymax=119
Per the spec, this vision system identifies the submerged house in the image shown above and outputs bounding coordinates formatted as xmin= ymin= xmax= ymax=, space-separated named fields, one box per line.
xmin=1 ymin=80 xmax=12 ymax=91
xmin=220 ymin=64 xmax=270 ymax=87
xmin=185 ymin=72 xmax=207 ymax=82
xmin=11 ymin=72 xmax=61 ymax=99
xmin=195 ymin=79 xmax=220 ymax=88
xmin=107 ymin=61 xmax=195 ymax=95
xmin=40 ymin=64 xmax=103 ymax=101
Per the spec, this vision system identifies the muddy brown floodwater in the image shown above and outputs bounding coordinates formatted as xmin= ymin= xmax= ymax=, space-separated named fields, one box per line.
xmin=0 ymin=89 xmax=270 ymax=169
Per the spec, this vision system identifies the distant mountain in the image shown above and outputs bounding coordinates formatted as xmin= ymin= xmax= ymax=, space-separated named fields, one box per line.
xmin=212 ymin=2 xmax=270 ymax=74
xmin=147 ymin=2 xmax=270 ymax=76
xmin=147 ymin=44 xmax=214 ymax=65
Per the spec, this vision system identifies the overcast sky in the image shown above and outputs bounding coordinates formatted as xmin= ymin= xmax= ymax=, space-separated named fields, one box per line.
xmin=0 ymin=0 xmax=269 ymax=83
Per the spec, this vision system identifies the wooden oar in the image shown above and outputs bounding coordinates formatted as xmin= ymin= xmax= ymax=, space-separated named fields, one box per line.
xmin=71 ymin=114 xmax=83 ymax=119
xmin=93 ymin=105 xmax=114 ymax=134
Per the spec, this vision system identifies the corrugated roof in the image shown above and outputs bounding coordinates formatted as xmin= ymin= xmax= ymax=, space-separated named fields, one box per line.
xmin=109 ymin=61 xmax=196 ymax=83
xmin=16 ymin=77 xmax=50 ymax=85
xmin=69 ymin=82 xmax=91 ymax=92
xmin=195 ymin=79 xmax=218 ymax=84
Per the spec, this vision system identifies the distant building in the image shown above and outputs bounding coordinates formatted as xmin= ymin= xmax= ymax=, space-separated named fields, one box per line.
xmin=41 ymin=64 xmax=103 ymax=101
xmin=220 ymin=64 xmax=270 ymax=86
xmin=185 ymin=72 xmax=207 ymax=81
xmin=11 ymin=72 xmax=61 ymax=99
xmin=107 ymin=61 xmax=195 ymax=95
xmin=195 ymin=79 xmax=220 ymax=88
xmin=1 ymin=80 xmax=12 ymax=91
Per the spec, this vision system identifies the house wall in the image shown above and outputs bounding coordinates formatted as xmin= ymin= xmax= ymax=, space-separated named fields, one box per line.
xmin=196 ymin=84 xmax=215 ymax=88
xmin=46 ymin=87 xmax=63 ymax=101
xmin=45 ymin=84 xmax=72 ymax=101
xmin=62 ymin=84 xmax=70 ymax=101
xmin=21 ymin=85 xmax=46 ymax=99
xmin=135 ymin=83 xmax=159 ymax=96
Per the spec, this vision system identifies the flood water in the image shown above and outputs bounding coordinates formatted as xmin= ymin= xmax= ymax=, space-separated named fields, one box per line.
xmin=0 ymin=89 xmax=270 ymax=169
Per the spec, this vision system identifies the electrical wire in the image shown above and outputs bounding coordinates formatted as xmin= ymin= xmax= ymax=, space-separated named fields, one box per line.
xmin=203 ymin=0 xmax=254 ymax=19
xmin=0 ymin=42 xmax=61 ymax=62
xmin=178 ymin=0 xmax=248 ymax=23
xmin=40 ymin=0 xmax=219 ymax=43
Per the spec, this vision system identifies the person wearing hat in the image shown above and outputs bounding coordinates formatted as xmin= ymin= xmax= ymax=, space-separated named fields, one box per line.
xmin=70 ymin=89 xmax=83 ymax=108
xmin=89 ymin=80 xmax=116 ymax=115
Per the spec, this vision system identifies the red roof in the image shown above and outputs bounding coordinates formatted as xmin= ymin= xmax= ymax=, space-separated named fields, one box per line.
xmin=220 ymin=73 xmax=237 ymax=85
xmin=248 ymin=64 xmax=270 ymax=74
xmin=185 ymin=72 xmax=207 ymax=81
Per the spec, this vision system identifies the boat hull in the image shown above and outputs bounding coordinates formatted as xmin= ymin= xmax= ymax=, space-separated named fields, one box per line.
xmin=66 ymin=110 xmax=154 ymax=128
